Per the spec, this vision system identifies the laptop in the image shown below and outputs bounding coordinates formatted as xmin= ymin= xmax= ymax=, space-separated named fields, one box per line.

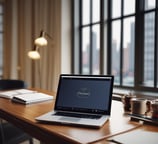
xmin=36 ymin=74 xmax=114 ymax=128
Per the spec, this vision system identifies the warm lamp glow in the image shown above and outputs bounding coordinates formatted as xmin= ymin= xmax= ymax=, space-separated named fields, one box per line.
xmin=28 ymin=51 xmax=40 ymax=60
xmin=34 ymin=37 xmax=47 ymax=47
xmin=28 ymin=30 xmax=52 ymax=60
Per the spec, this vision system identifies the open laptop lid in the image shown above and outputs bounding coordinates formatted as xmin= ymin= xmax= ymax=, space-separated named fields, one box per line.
xmin=54 ymin=74 xmax=114 ymax=115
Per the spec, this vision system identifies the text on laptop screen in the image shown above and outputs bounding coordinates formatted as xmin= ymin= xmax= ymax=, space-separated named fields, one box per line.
xmin=55 ymin=75 xmax=113 ymax=115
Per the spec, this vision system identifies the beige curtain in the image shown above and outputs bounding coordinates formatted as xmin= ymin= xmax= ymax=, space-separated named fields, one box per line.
xmin=3 ymin=0 xmax=61 ymax=91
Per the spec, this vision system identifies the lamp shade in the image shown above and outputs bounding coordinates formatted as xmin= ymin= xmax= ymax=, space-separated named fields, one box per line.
xmin=34 ymin=37 xmax=48 ymax=47
xmin=28 ymin=51 xmax=40 ymax=60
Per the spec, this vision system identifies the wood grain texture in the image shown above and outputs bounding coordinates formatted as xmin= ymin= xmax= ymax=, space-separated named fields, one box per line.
xmin=0 ymin=89 xmax=148 ymax=144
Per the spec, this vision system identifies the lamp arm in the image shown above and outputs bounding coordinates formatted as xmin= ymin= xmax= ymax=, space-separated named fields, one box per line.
xmin=40 ymin=30 xmax=45 ymax=37
xmin=45 ymin=32 xmax=53 ymax=40
xmin=40 ymin=30 xmax=53 ymax=40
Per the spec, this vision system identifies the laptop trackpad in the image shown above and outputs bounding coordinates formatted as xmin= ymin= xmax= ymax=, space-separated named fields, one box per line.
xmin=59 ymin=117 xmax=81 ymax=122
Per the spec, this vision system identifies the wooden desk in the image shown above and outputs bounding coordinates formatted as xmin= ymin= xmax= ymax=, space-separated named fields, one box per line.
xmin=96 ymin=124 xmax=158 ymax=144
xmin=0 ymin=89 xmax=149 ymax=144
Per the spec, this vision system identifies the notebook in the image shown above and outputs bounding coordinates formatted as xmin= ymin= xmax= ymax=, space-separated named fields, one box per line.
xmin=0 ymin=89 xmax=53 ymax=104
xmin=36 ymin=74 xmax=114 ymax=128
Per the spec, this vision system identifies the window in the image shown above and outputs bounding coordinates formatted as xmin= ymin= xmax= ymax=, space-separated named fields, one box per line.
xmin=73 ymin=0 xmax=158 ymax=94
xmin=80 ymin=0 xmax=101 ymax=74
xmin=143 ymin=0 xmax=156 ymax=87
xmin=0 ymin=3 xmax=3 ymax=78
xmin=111 ymin=0 xmax=135 ymax=86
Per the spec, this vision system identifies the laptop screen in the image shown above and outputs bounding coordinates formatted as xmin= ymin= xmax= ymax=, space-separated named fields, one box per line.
xmin=55 ymin=75 xmax=114 ymax=115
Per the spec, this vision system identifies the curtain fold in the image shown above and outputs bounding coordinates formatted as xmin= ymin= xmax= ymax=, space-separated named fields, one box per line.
xmin=3 ymin=0 xmax=61 ymax=91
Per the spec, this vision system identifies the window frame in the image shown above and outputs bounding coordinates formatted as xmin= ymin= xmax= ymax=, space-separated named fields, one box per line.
xmin=72 ymin=0 xmax=158 ymax=95
xmin=134 ymin=0 xmax=158 ymax=92
xmin=79 ymin=0 xmax=103 ymax=75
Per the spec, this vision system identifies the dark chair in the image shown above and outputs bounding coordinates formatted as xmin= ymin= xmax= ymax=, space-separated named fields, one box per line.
xmin=0 ymin=79 xmax=27 ymax=90
xmin=0 ymin=79 xmax=33 ymax=144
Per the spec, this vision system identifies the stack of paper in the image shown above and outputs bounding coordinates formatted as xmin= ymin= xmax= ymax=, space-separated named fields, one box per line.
xmin=0 ymin=89 xmax=36 ymax=99
xmin=0 ymin=89 xmax=53 ymax=104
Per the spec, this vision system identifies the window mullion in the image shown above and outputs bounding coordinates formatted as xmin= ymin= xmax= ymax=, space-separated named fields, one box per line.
xmin=79 ymin=0 xmax=83 ymax=74
xmin=135 ymin=0 xmax=144 ymax=90
xmin=155 ymin=0 xmax=158 ymax=87
xmin=154 ymin=22 xmax=157 ymax=87
xmin=89 ymin=0 xmax=93 ymax=74
xmin=107 ymin=0 xmax=112 ymax=75
xmin=120 ymin=0 xmax=124 ymax=86
xmin=120 ymin=20 xmax=123 ymax=86
xmin=100 ymin=0 xmax=103 ymax=74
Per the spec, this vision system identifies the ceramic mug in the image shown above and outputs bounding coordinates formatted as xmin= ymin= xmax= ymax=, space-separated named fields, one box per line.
xmin=146 ymin=100 xmax=158 ymax=118
xmin=122 ymin=94 xmax=136 ymax=112
xmin=131 ymin=98 xmax=147 ymax=115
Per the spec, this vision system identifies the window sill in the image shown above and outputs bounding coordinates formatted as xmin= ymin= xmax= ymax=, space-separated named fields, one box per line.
xmin=113 ymin=88 xmax=158 ymax=100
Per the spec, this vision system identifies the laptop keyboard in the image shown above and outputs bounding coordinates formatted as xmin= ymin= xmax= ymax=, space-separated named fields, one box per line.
xmin=55 ymin=112 xmax=101 ymax=119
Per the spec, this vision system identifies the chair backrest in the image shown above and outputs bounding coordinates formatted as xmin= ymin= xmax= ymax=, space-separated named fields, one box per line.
xmin=0 ymin=79 xmax=27 ymax=90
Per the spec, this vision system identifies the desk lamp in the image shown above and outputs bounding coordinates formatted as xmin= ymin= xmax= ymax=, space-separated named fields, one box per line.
xmin=28 ymin=30 xmax=52 ymax=59
xmin=34 ymin=30 xmax=48 ymax=47
xmin=28 ymin=46 xmax=41 ymax=60
xmin=28 ymin=30 xmax=52 ymax=88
